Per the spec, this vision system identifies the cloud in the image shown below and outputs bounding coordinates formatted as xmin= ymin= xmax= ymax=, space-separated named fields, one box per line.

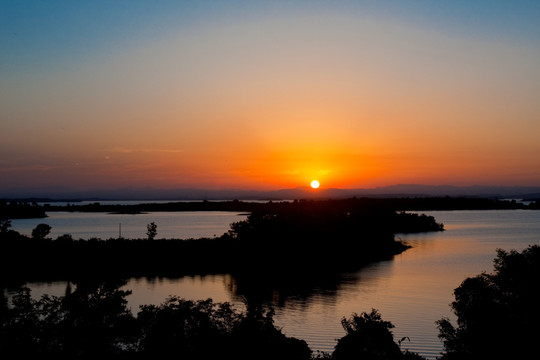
xmin=108 ymin=147 xmax=183 ymax=154
xmin=0 ymin=164 xmax=57 ymax=173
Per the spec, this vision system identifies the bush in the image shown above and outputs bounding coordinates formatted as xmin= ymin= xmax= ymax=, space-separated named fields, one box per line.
xmin=437 ymin=245 xmax=540 ymax=359
xmin=331 ymin=309 xmax=425 ymax=360
xmin=0 ymin=282 xmax=311 ymax=359
xmin=31 ymin=223 xmax=51 ymax=240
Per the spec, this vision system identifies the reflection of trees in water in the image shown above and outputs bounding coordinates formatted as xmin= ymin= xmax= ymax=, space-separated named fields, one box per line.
xmin=222 ymin=259 xmax=395 ymax=308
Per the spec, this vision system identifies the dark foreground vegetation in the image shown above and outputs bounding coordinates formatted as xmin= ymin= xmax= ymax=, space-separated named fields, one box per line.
xmin=0 ymin=199 xmax=443 ymax=283
xmin=0 ymin=279 xmax=422 ymax=359
xmin=1 ymin=245 xmax=538 ymax=359
xmin=437 ymin=245 xmax=540 ymax=359
xmin=0 ymin=200 xmax=46 ymax=219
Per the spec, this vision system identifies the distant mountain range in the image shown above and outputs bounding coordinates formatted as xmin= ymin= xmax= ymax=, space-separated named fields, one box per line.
xmin=3 ymin=184 xmax=540 ymax=201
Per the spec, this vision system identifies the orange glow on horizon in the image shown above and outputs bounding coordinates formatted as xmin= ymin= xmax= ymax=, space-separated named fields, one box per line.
xmin=2 ymin=8 xmax=540 ymax=194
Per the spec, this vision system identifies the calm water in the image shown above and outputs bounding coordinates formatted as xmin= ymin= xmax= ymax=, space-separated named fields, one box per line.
xmin=11 ymin=209 xmax=540 ymax=359
xmin=10 ymin=211 xmax=247 ymax=239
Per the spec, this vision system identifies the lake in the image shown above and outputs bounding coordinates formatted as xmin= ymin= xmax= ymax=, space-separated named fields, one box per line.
xmin=9 ymin=209 xmax=540 ymax=359
xmin=10 ymin=211 xmax=248 ymax=240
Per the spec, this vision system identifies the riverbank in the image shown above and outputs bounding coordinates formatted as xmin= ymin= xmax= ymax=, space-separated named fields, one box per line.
xmin=0 ymin=200 xmax=443 ymax=284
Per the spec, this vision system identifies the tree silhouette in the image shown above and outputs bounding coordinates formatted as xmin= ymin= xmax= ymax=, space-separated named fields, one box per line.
xmin=146 ymin=222 xmax=157 ymax=240
xmin=0 ymin=283 xmax=311 ymax=359
xmin=437 ymin=245 xmax=540 ymax=359
xmin=332 ymin=309 xmax=424 ymax=360
xmin=0 ymin=218 xmax=11 ymax=233
xmin=31 ymin=223 xmax=51 ymax=240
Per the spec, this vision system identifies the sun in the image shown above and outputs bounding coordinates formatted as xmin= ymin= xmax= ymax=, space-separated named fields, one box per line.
xmin=310 ymin=180 xmax=320 ymax=189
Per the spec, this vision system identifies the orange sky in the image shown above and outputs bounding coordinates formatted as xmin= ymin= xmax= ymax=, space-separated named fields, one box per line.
xmin=1 ymin=2 xmax=540 ymax=194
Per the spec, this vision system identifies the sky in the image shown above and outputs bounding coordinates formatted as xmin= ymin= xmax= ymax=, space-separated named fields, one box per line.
xmin=1 ymin=1 xmax=540 ymax=195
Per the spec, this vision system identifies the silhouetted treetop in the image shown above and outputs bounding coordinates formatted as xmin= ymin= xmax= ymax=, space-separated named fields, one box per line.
xmin=437 ymin=245 xmax=540 ymax=360
xmin=0 ymin=200 xmax=46 ymax=219
xmin=31 ymin=223 xmax=51 ymax=240
xmin=1 ymin=282 xmax=312 ymax=359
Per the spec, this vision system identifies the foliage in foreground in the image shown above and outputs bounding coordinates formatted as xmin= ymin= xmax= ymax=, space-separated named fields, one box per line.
xmin=0 ymin=281 xmax=310 ymax=359
xmin=1 ymin=281 xmax=423 ymax=359
xmin=3 ymin=245 xmax=538 ymax=359
xmin=437 ymin=245 xmax=540 ymax=359
xmin=333 ymin=310 xmax=424 ymax=360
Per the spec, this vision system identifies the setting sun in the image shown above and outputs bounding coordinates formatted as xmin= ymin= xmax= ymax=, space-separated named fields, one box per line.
xmin=310 ymin=180 xmax=320 ymax=189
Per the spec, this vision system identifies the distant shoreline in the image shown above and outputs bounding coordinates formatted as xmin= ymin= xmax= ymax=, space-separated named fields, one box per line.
xmin=2 ymin=196 xmax=538 ymax=220
xmin=3 ymin=184 xmax=540 ymax=203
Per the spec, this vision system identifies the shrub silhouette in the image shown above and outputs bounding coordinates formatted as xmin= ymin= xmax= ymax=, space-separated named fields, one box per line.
xmin=1 ymin=282 xmax=311 ymax=359
xmin=31 ymin=223 xmax=51 ymax=240
xmin=0 ymin=280 xmax=137 ymax=357
xmin=437 ymin=245 xmax=540 ymax=359
xmin=146 ymin=222 xmax=157 ymax=240
xmin=0 ymin=218 xmax=11 ymax=233
xmin=137 ymin=297 xmax=311 ymax=360
xmin=332 ymin=309 xmax=424 ymax=360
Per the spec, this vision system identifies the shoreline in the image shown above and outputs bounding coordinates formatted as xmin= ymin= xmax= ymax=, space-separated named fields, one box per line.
xmin=2 ymin=197 xmax=538 ymax=220
xmin=1 ymin=200 xmax=442 ymax=284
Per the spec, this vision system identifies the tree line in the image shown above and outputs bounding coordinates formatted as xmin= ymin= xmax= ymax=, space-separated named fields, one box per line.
xmin=0 ymin=204 xmax=443 ymax=284
xmin=2 ymin=197 xmax=538 ymax=220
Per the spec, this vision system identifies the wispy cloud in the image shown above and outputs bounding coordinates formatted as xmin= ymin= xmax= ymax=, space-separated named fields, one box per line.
xmin=108 ymin=147 xmax=183 ymax=154
xmin=0 ymin=164 xmax=58 ymax=172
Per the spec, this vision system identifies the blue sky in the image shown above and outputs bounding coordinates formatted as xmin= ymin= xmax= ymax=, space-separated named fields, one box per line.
xmin=2 ymin=1 xmax=539 ymax=73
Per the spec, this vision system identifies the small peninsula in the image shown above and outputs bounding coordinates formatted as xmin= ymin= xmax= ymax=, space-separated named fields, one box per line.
xmin=0 ymin=198 xmax=443 ymax=284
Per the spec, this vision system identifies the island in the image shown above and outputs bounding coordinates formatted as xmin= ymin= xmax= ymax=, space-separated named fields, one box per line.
xmin=0 ymin=198 xmax=444 ymax=284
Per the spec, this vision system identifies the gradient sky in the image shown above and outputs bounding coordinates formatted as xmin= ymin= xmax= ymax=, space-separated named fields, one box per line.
xmin=1 ymin=1 xmax=540 ymax=194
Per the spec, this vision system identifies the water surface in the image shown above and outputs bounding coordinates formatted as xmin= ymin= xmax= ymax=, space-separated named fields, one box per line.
xmin=10 ymin=211 xmax=247 ymax=239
